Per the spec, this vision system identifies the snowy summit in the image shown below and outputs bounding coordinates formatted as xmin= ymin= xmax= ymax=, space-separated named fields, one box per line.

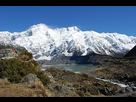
xmin=0 ymin=23 xmax=136 ymax=60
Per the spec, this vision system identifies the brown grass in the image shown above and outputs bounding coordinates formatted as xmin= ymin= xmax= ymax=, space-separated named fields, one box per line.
xmin=81 ymin=70 xmax=91 ymax=74
xmin=29 ymin=80 xmax=45 ymax=91
xmin=92 ymin=66 xmax=126 ymax=79
xmin=0 ymin=78 xmax=10 ymax=86
xmin=0 ymin=79 xmax=49 ymax=97
xmin=93 ymin=67 xmax=106 ymax=71
xmin=0 ymin=83 xmax=37 ymax=97
xmin=0 ymin=79 xmax=6 ymax=86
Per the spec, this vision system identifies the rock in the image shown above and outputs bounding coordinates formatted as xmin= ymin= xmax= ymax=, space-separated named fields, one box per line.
xmin=21 ymin=73 xmax=46 ymax=91
xmin=119 ymin=88 xmax=126 ymax=94
xmin=55 ymin=84 xmax=62 ymax=91
xmin=94 ymin=82 xmax=102 ymax=86
xmin=123 ymin=73 xmax=130 ymax=79
xmin=132 ymin=87 xmax=136 ymax=91
xmin=21 ymin=73 xmax=41 ymax=85
xmin=125 ymin=87 xmax=133 ymax=93
xmin=44 ymin=71 xmax=56 ymax=83
xmin=0 ymin=54 xmax=4 ymax=58
xmin=104 ymin=87 xmax=111 ymax=94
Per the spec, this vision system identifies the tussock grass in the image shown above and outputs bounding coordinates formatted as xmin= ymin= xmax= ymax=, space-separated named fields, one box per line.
xmin=29 ymin=80 xmax=45 ymax=91
xmin=0 ymin=78 xmax=52 ymax=97
xmin=0 ymin=83 xmax=49 ymax=97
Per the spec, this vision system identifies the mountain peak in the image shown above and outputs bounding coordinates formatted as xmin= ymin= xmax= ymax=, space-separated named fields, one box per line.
xmin=55 ymin=26 xmax=81 ymax=32
xmin=67 ymin=26 xmax=81 ymax=32
xmin=27 ymin=23 xmax=49 ymax=31
xmin=28 ymin=23 xmax=81 ymax=33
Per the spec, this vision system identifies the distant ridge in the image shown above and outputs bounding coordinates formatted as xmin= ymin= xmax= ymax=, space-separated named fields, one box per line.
xmin=124 ymin=45 xmax=136 ymax=57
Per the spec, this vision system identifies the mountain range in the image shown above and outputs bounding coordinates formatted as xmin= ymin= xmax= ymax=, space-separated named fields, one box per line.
xmin=0 ymin=23 xmax=136 ymax=61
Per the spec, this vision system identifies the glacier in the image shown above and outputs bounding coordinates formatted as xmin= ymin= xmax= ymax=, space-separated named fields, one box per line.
xmin=0 ymin=23 xmax=136 ymax=61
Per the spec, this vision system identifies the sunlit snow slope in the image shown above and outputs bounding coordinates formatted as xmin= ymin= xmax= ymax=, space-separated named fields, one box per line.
xmin=0 ymin=23 xmax=136 ymax=60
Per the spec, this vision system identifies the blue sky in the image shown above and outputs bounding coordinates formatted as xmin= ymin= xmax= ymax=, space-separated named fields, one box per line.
xmin=0 ymin=6 xmax=136 ymax=36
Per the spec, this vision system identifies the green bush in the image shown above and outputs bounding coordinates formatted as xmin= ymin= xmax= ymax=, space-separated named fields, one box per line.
xmin=0 ymin=58 xmax=51 ymax=86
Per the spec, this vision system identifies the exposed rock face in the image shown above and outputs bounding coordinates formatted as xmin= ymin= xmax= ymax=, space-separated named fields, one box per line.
xmin=44 ymin=71 xmax=56 ymax=83
xmin=0 ymin=48 xmax=19 ymax=59
xmin=0 ymin=54 xmax=4 ymax=58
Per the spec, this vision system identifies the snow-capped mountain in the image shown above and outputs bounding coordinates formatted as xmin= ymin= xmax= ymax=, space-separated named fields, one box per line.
xmin=0 ymin=23 xmax=136 ymax=60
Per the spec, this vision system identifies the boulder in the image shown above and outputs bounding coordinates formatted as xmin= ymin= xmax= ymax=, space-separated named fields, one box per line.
xmin=44 ymin=71 xmax=56 ymax=83
xmin=0 ymin=54 xmax=4 ymax=58
xmin=119 ymin=88 xmax=126 ymax=94
xmin=54 ymin=84 xmax=62 ymax=91
xmin=125 ymin=87 xmax=133 ymax=93
xmin=21 ymin=73 xmax=41 ymax=85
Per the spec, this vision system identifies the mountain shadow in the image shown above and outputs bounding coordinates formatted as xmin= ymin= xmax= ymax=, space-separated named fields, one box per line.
xmin=124 ymin=45 xmax=136 ymax=57
xmin=43 ymin=53 xmax=114 ymax=65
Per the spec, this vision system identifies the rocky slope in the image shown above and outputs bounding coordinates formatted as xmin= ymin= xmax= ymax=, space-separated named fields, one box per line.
xmin=0 ymin=45 xmax=26 ymax=60
xmin=89 ymin=45 xmax=136 ymax=90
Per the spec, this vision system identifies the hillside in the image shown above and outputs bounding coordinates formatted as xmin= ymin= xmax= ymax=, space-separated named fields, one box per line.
xmin=124 ymin=45 xmax=136 ymax=57
xmin=89 ymin=45 xmax=136 ymax=90
xmin=0 ymin=47 xmax=52 ymax=97
xmin=0 ymin=46 xmax=132 ymax=97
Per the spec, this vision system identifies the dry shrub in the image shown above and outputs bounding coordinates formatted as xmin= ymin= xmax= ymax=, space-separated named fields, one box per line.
xmin=81 ymin=70 xmax=91 ymax=74
xmin=44 ymin=89 xmax=52 ymax=97
xmin=20 ymin=55 xmax=30 ymax=61
xmin=28 ymin=81 xmax=53 ymax=97
xmin=29 ymin=80 xmax=45 ymax=91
